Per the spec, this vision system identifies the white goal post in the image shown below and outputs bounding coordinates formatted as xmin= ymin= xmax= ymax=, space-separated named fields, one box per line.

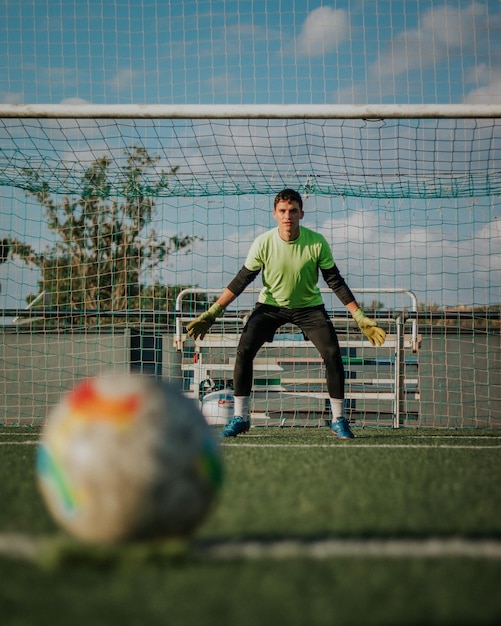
xmin=1 ymin=103 xmax=500 ymax=428
xmin=1 ymin=103 xmax=501 ymax=119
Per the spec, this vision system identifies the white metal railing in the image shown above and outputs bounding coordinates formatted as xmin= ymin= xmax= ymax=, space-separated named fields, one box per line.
xmin=175 ymin=287 xmax=418 ymax=348
xmin=175 ymin=288 xmax=419 ymax=428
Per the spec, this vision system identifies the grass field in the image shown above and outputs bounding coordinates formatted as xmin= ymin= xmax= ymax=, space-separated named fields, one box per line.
xmin=1 ymin=426 xmax=500 ymax=626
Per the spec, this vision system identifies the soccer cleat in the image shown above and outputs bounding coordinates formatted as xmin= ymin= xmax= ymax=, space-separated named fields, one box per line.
xmin=221 ymin=416 xmax=251 ymax=438
xmin=331 ymin=417 xmax=355 ymax=439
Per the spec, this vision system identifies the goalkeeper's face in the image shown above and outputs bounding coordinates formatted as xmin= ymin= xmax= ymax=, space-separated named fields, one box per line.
xmin=273 ymin=200 xmax=304 ymax=242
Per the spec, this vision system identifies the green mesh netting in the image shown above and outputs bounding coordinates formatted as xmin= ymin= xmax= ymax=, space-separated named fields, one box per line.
xmin=1 ymin=118 xmax=499 ymax=199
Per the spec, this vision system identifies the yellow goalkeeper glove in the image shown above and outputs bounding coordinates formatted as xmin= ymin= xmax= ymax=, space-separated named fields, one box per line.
xmin=352 ymin=309 xmax=386 ymax=347
xmin=186 ymin=303 xmax=224 ymax=340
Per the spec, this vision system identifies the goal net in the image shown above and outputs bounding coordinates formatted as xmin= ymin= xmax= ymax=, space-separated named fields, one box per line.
xmin=1 ymin=105 xmax=500 ymax=428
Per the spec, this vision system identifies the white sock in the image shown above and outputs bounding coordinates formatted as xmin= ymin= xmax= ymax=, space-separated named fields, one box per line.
xmin=329 ymin=398 xmax=344 ymax=422
xmin=234 ymin=395 xmax=250 ymax=421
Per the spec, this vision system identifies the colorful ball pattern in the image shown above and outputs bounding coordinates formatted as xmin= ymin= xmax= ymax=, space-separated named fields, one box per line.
xmin=36 ymin=373 xmax=223 ymax=544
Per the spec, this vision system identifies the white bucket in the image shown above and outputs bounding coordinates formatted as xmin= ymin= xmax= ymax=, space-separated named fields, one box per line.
xmin=201 ymin=389 xmax=234 ymax=425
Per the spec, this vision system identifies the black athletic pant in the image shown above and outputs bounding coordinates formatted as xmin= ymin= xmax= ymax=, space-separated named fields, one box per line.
xmin=233 ymin=303 xmax=345 ymax=399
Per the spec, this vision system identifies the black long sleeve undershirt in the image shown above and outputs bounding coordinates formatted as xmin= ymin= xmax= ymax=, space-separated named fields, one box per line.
xmin=320 ymin=265 xmax=355 ymax=305
xmin=226 ymin=263 xmax=355 ymax=306
xmin=226 ymin=265 xmax=261 ymax=297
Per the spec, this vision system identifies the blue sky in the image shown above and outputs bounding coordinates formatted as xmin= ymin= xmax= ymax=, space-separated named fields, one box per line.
xmin=1 ymin=0 xmax=500 ymax=105
xmin=0 ymin=1 xmax=500 ymax=311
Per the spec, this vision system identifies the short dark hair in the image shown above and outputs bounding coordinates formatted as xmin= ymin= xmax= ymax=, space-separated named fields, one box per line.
xmin=274 ymin=188 xmax=303 ymax=210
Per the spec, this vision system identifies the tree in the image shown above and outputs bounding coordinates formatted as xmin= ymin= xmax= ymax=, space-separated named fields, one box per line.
xmin=8 ymin=147 xmax=198 ymax=317
xmin=0 ymin=238 xmax=10 ymax=264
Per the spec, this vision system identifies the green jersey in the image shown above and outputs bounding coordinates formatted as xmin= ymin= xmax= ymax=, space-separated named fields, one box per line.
xmin=244 ymin=226 xmax=335 ymax=308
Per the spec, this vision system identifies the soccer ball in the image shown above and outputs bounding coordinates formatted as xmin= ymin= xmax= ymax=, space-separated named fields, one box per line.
xmin=36 ymin=373 xmax=223 ymax=544
xmin=201 ymin=389 xmax=235 ymax=425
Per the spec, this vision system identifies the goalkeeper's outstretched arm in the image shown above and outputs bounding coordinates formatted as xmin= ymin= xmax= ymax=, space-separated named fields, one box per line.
xmin=186 ymin=266 xmax=260 ymax=340
xmin=185 ymin=288 xmax=236 ymax=340
xmin=347 ymin=301 xmax=386 ymax=347
xmin=321 ymin=265 xmax=386 ymax=347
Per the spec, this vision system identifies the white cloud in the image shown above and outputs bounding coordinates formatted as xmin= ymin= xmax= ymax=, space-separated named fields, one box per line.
xmin=346 ymin=0 xmax=501 ymax=104
xmin=317 ymin=203 xmax=500 ymax=306
xmin=108 ymin=68 xmax=137 ymax=94
xmin=59 ymin=97 xmax=90 ymax=105
xmin=464 ymin=65 xmax=501 ymax=103
xmin=464 ymin=81 xmax=501 ymax=104
xmin=419 ymin=1 xmax=486 ymax=49
xmin=374 ymin=1 xmax=491 ymax=79
xmin=0 ymin=92 xmax=24 ymax=104
xmin=295 ymin=7 xmax=350 ymax=57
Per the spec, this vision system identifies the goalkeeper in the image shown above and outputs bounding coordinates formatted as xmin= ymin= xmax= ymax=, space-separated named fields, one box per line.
xmin=187 ymin=189 xmax=386 ymax=439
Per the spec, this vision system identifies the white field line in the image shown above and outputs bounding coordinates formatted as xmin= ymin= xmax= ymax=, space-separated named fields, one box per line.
xmin=0 ymin=432 xmax=40 ymax=436
xmin=1 ymin=440 xmax=500 ymax=450
xmin=1 ymin=432 xmax=501 ymax=439
xmin=2 ymin=432 xmax=500 ymax=438
xmin=0 ymin=441 xmax=39 ymax=445
xmin=199 ymin=538 xmax=501 ymax=560
xmin=236 ymin=433 xmax=501 ymax=439
xmin=0 ymin=533 xmax=500 ymax=562
xmin=221 ymin=443 xmax=501 ymax=449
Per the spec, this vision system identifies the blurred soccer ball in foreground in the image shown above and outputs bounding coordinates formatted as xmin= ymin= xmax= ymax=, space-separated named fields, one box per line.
xmin=36 ymin=373 xmax=223 ymax=544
